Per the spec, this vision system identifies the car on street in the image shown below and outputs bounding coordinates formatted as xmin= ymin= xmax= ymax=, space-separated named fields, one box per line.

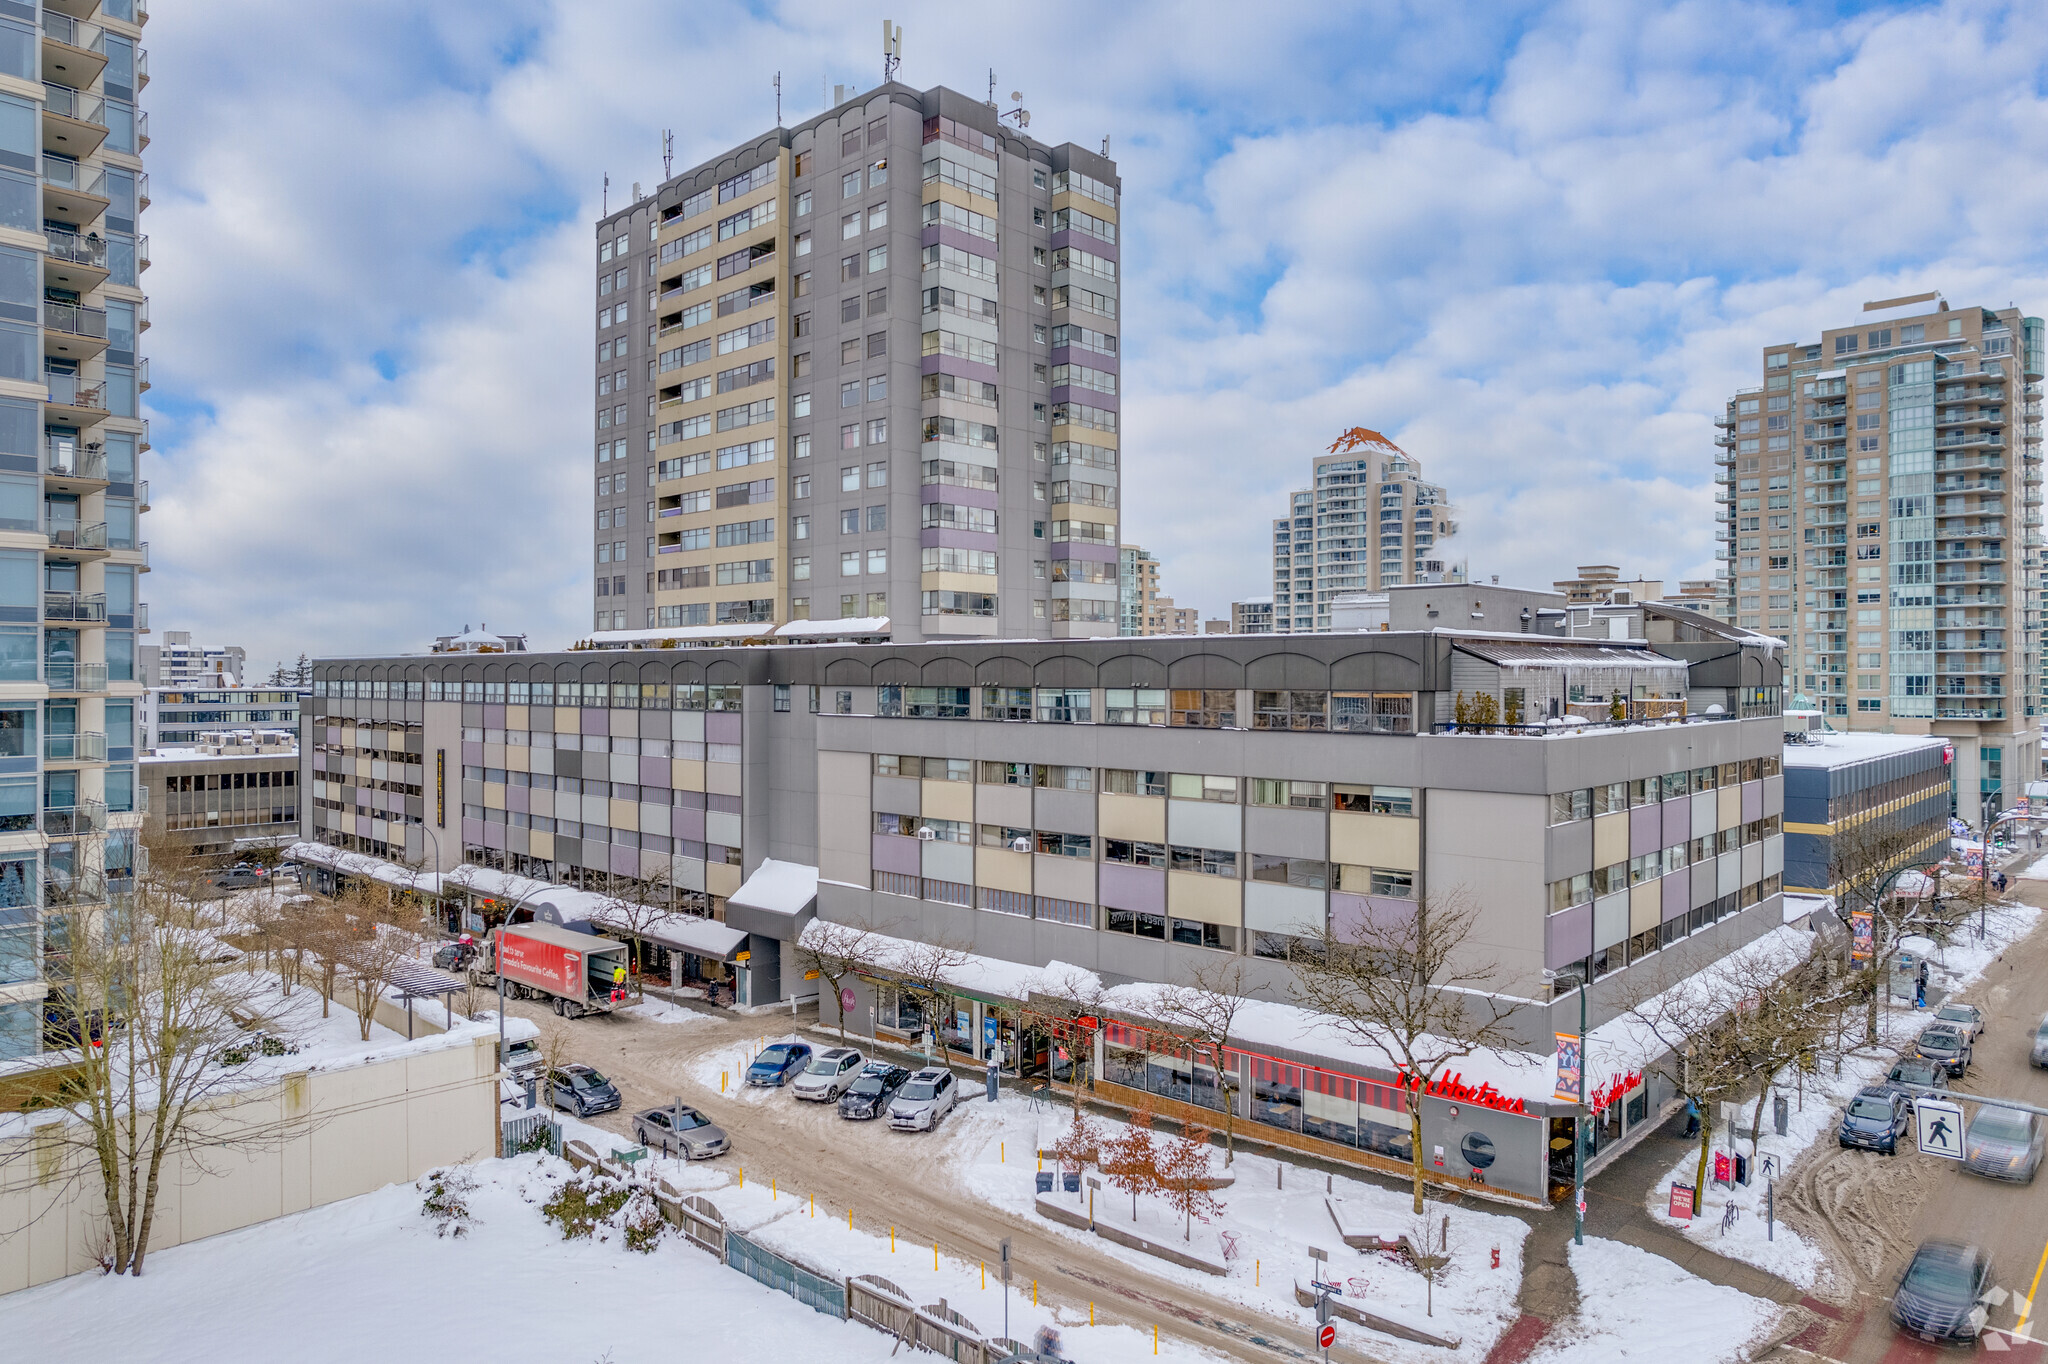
xmin=1837 ymin=1087 xmax=1911 ymax=1154
xmin=745 ymin=1041 xmax=812 ymax=1088
xmin=838 ymin=1062 xmax=911 ymax=1120
xmin=544 ymin=1064 xmax=622 ymax=1117
xmin=1881 ymin=1056 xmax=1950 ymax=1102
xmin=632 ymin=1103 xmax=730 ymax=1159
xmin=2031 ymin=1011 xmax=2048 ymax=1070
xmin=1962 ymin=1104 xmax=2044 ymax=1184
xmin=1932 ymin=1001 xmax=1986 ymax=1040
xmin=791 ymin=1046 xmax=867 ymax=1101
xmin=888 ymin=1066 xmax=960 ymax=1131
xmin=1890 ymin=1239 xmax=1993 ymax=1344
xmin=1914 ymin=1024 xmax=1973 ymax=1078
xmin=431 ymin=939 xmax=480 ymax=971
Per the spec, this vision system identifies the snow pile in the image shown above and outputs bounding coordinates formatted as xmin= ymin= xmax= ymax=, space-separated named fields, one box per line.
xmin=1526 ymin=1238 xmax=1778 ymax=1362
xmin=619 ymin=996 xmax=719 ymax=1027
xmin=1641 ymin=899 xmax=2039 ymax=1289
xmin=955 ymin=1105 xmax=1530 ymax=1362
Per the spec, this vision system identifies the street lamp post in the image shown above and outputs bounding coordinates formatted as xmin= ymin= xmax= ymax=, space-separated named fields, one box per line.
xmin=1574 ymin=972 xmax=1587 ymax=1247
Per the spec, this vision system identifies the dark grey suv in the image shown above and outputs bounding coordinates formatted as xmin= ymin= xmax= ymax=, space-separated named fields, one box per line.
xmin=545 ymin=1064 xmax=621 ymax=1118
xmin=2031 ymin=1012 xmax=2048 ymax=1070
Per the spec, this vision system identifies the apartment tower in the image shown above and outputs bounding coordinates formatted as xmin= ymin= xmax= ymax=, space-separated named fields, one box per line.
xmin=590 ymin=83 xmax=1122 ymax=643
xmin=1713 ymin=293 xmax=2043 ymax=822
xmin=1271 ymin=431 xmax=1455 ymax=633
xmin=0 ymin=0 xmax=153 ymax=1059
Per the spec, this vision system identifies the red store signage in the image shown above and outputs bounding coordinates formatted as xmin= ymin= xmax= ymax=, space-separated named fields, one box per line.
xmin=1588 ymin=1069 xmax=1644 ymax=1113
xmin=1396 ymin=1069 xmax=1529 ymax=1116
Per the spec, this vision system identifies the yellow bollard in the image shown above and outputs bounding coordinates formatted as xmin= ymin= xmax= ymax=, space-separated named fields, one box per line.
xmin=809 ymin=1193 xmax=813 ymax=1217
xmin=934 ymin=1239 xmax=938 ymax=1271
xmin=1154 ymin=1325 xmax=1158 ymax=1354
xmin=721 ymin=1071 xmax=727 ymax=1092
xmin=1001 ymin=1141 xmax=1005 ymax=1163
xmin=981 ymin=1260 xmax=985 ymax=1290
xmin=890 ymin=1226 xmax=895 ymax=1252
xmin=772 ymin=1177 xmax=777 ymax=1200
xmin=1255 ymin=1258 xmax=1259 ymax=1287
xmin=738 ymin=1168 xmax=744 ymax=1188
xmin=1033 ymin=1279 xmax=1037 ymax=1306
xmin=1090 ymin=1303 xmax=1094 ymax=1327
xmin=848 ymin=1207 xmax=853 ymax=1231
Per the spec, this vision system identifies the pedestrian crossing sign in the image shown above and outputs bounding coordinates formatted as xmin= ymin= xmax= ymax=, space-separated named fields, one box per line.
xmin=1913 ymin=1097 xmax=1965 ymax=1161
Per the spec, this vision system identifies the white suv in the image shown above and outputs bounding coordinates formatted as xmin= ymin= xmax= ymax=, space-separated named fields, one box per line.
xmin=888 ymin=1067 xmax=959 ymax=1131
xmin=791 ymin=1046 xmax=867 ymax=1101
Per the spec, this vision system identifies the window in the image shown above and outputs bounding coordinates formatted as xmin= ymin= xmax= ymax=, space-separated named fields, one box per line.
xmin=866 ymin=504 xmax=887 ymax=532
xmin=1101 ymin=769 xmax=1167 ymax=797
xmin=1104 ymin=838 xmax=1167 ymax=867
xmin=1333 ymin=785 xmax=1413 ymax=816
xmin=1035 ymin=688 xmax=1091 ymax=723
xmin=1033 ymin=765 xmax=1093 ymax=791
xmin=1253 ymin=691 xmax=1327 ymax=731
xmin=1252 ymin=779 xmax=1327 ymax=809
xmin=1169 ymin=773 xmax=1238 ymax=803
xmin=1170 ymin=845 xmax=1237 ymax=876
xmin=1252 ymin=854 xmax=1328 ymax=889
xmin=1170 ymin=689 xmax=1234 ymax=728
xmin=978 ymin=759 xmax=1033 ymax=785
xmin=1104 ymin=688 xmax=1167 ymax=725
xmin=979 ymin=687 xmax=1032 ymax=721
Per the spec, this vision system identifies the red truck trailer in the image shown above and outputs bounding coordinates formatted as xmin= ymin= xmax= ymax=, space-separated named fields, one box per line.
xmin=471 ymin=922 xmax=631 ymax=1019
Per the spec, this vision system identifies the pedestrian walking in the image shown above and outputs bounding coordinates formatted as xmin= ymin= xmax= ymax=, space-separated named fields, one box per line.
xmin=1915 ymin=979 xmax=1926 ymax=1009
xmin=1683 ymin=1097 xmax=1699 ymax=1138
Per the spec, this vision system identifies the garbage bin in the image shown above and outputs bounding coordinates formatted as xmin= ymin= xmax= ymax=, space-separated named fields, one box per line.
xmin=1773 ymin=1092 xmax=1789 ymax=1137
xmin=1035 ymin=1171 xmax=1054 ymax=1194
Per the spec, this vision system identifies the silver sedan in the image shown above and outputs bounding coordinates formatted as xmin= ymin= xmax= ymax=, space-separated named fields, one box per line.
xmin=632 ymin=1102 xmax=731 ymax=1160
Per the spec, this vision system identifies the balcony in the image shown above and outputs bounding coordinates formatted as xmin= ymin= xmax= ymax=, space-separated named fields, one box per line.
xmin=135 ymin=478 xmax=147 ymax=510
xmin=1936 ymin=430 xmax=2002 ymax=449
xmin=44 ymin=661 xmax=106 ymax=692
xmin=41 ymin=157 xmax=107 ymax=229
xmin=43 ymin=730 xmax=105 ymax=763
xmin=40 ymin=13 xmax=108 ymax=90
xmin=41 ymin=800 xmax=105 ymax=836
xmin=43 ymin=299 xmax=107 ymax=362
xmin=43 ymin=518 xmax=107 ymax=557
xmin=134 ymin=601 xmax=146 ymax=631
xmin=42 ymin=370 xmax=107 ymax=426
xmin=42 ymin=590 xmax=105 ymax=623
xmin=44 ymin=442 xmax=104 ymax=484
xmin=43 ymin=872 xmax=106 ymax=909
xmin=41 ymin=82 xmax=106 ymax=160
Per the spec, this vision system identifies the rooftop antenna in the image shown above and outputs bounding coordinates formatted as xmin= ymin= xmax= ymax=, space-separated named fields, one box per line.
xmin=1101 ymin=135 xmax=1111 ymax=157
xmin=661 ymin=129 xmax=673 ymax=179
xmin=988 ymin=68 xmax=997 ymax=108
xmin=602 ymin=172 xmax=609 ymax=214
xmin=774 ymin=72 xmax=782 ymax=126
xmin=882 ymin=20 xmax=901 ymax=84
xmin=1000 ymin=90 xmax=1029 ymax=129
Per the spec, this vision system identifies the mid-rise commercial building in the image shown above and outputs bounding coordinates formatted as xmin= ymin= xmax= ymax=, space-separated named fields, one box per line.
xmin=300 ymin=612 xmax=1784 ymax=1204
xmin=1271 ymin=431 xmax=1456 ymax=632
xmin=1230 ymin=597 xmax=1274 ymax=634
xmin=142 ymin=685 xmax=300 ymax=751
xmin=1115 ymin=543 xmax=1199 ymax=635
xmin=139 ymin=629 xmax=241 ymax=688
xmin=0 ymin=0 xmax=154 ymax=1059
xmin=589 ymin=83 xmax=1121 ymax=645
xmin=1713 ymin=293 xmax=2044 ymax=824
xmin=143 ymin=733 xmax=300 ymax=859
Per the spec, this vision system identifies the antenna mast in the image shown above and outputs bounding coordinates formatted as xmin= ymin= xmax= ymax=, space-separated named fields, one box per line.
xmin=987 ymin=68 xmax=996 ymax=107
xmin=661 ymin=130 xmax=673 ymax=179
xmin=882 ymin=20 xmax=901 ymax=84
xmin=1000 ymin=91 xmax=1029 ymax=130
xmin=602 ymin=172 xmax=609 ymax=214
xmin=774 ymin=72 xmax=782 ymax=125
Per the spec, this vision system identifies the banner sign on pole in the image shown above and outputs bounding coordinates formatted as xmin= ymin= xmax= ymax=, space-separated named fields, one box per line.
xmin=1849 ymin=909 xmax=1874 ymax=962
xmin=1552 ymin=1032 xmax=1583 ymax=1104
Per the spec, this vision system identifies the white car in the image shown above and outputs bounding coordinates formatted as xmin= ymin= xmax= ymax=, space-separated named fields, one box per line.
xmin=887 ymin=1067 xmax=959 ymax=1131
xmin=792 ymin=1046 xmax=867 ymax=1101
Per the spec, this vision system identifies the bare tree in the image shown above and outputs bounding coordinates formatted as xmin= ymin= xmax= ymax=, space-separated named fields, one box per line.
xmin=793 ymin=918 xmax=891 ymax=1044
xmin=25 ymin=858 xmax=303 ymax=1275
xmin=1289 ymin=888 xmax=1527 ymax=1214
xmin=1155 ymin=956 xmax=1254 ymax=1166
xmin=1099 ymin=1105 xmax=1161 ymax=1221
xmin=594 ymin=873 xmax=669 ymax=1002
xmin=1408 ymin=1208 xmax=1454 ymax=1317
xmin=1156 ymin=1120 xmax=1225 ymax=1242
xmin=1025 ymin=962 xmax=1110 ymax=1114
xmin=326 ymin=882 xmax=417 ymax=1043
xmin=894 ymin=936 xmax=972 ymax=1072
xmin=1829 ymin=812 xmax=1968 ymax=1043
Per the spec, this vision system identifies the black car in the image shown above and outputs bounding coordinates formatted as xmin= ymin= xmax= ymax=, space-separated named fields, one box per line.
xmin=1891 ymin=1239 xmax=1992 ymax=1344
xmin=1837 ymin=1087 xmax=1911 ymax=1154
xmin=2031 ymin=1012 xmax=2048 ymax=1070
xmin=1914 ymin=1024 xmax=1973 ymax=1078
xmin=544 ymin=1064 xmax=622 ymax=1118
xmin=838 ymin=1062 xmax=912 ymax=1120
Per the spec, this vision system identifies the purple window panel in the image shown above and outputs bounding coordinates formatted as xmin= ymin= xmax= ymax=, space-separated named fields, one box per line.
xmin=1662 ymin=799 xmax=1689 ymax=847
xmin=707 ymin=713 xmax=742 ymax=745
xmin=483 ymin=704 xmax=505 ymax=727
xmin=1098 ymin=862 xmax=1165 ymax=914
xmin=1742 ymin=781 xmax=1763 ymax=823
xmin=1545 ymin=902 xmax=1594 ymax=970
xmin=582 ymin=709 xmax=608 ymax=736
xmin=506 ymin=786 xmax=529 ymax=815
xmin=461 ymin=741 xmax=482 ymax=765
xmin=671 ymin=806 xmax=706 ymax=842
xmin=639 ymin=756 xmax=669 ymax=787
xmin=1661 ymin=871 xmax=1689 ymax=923
xmin=1629 ymin=804 xmax=1661 ymax=856
xmin=1331 ymin=892 xmax=1414 ymax=945
xmin=872 ymin=834 xmax=921 ymax=876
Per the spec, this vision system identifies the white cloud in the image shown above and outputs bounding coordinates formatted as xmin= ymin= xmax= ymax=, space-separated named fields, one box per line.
xmin=138 ymin=0 xmax=2048 ymax=667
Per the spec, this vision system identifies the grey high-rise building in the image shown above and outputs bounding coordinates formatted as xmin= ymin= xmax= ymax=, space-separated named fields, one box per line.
xmin=589 ymin=83 xmax=1122 ymax=644
xmin=1712 ymin=292 xmax=2044 ymax=820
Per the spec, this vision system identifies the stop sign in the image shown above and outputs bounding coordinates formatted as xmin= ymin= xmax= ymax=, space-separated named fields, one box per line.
xmin=1319 ymin=1323 xmax=1336 ymax=1349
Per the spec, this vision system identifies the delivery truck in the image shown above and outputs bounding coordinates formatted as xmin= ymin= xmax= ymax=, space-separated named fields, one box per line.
xmin=469 ymin=922 xmax=631 ymax=1019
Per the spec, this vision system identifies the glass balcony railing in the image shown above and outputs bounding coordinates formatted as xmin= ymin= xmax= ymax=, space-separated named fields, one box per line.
xmin=44 ymin=443 xmax=104 ymax=480
xmin=44 ymin=661 xmax=107 ymax=692
xmin=133 ymin=601 xmax=147 ymax=630
xmin=43 ymin=82 xmax=105 ymax=129
xmin=43 ymin=301 xmax=106 ymax=339
xmin=44 ymin=873 xmax=107 ymax=908
xmin=42 ymin=590 xmax=105 ymax=622
xmin=41 ymin=800 xmax=106 ymax=836
xmin=43 ymin=371 xmax=104 ymax=411
xmin=41 ymin=13 xmax=104 ymax=54
xmin=43 ymin=519 xmax=106 ymax=551
xmin=43 ymin=731 xmax=105 ymax=762
xmin=41 ymin=157 xmax=106 ymax=200
xmin=43 ymin=225 xmax=106 ymax=270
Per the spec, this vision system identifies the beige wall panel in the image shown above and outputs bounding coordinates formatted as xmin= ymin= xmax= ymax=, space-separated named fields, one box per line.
xmin=1033 ymin=854 xmax=1095 ymax=904
xmin=1167 ymin=871 xmax=1241 ymax=925
xmin=1592 ymin=811 xmax=1627 ymax=867
xmin=706 ymin=762 xmax=742 ymax=797
xmin=922 ymin=779 xmax=974 ymax=822
xmin=1099 ymin=793 xmax=1165 ymax=842
xmin=976 ymin=847 xmax=1032 ymax=893
xmin=707 ymin=860 xmax=742 ymax=899
xmin=1330 ymin=811 xmax=1421 ymax=870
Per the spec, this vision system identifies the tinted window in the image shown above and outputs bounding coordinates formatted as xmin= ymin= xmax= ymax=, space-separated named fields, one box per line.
xmin=1848 ymin=1096 xmax=1892 ymax=1120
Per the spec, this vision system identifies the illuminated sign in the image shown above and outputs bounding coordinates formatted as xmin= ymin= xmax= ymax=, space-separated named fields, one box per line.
xmin=1396 ymin=1069 xmax=1529 ymax=1116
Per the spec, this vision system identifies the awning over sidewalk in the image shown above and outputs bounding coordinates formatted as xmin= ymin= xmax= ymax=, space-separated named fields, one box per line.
xmin=723 ymin=859 xmax=818 ymax=938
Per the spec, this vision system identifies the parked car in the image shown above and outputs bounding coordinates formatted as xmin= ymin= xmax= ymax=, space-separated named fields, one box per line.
xmin=745 ymin=1041 xmax=812 ymax=1088
xmin=888 ymin=1067 xmax=960 ymax=1131
xmin=1837 ymin=1087 xmax=1911 ymax=1155
xmin=431 ymin=939 xmax=480 ymax=971
xmin=1915 ymin=1024 xmax=1973 ymax=1078
xmin=1933 ymin=1001 xmax=1986 ymax=1040
xmin=1963 ymin=1105 xmax=2044 ymax=1184
xmin=1881 ymin=1056 xmax=1950 ymax=1101
xmin=544 ymin=1064 xmax=622 ymax=1117
xmin=792 ymin=1046 xmax=867 ymax=1102
xmin=2031 ymin=1011 xmax=2048 ymax=1070
xmin=207 ymin=865 xmax=266 ymax=894
xmin=632 ymin=1103 xmax=730 ymax=1159
xmin=839 ymin=1062 xmax=911 ymax=1120
xmin=1890 ymin=1239 xmax=1992 ymax=1344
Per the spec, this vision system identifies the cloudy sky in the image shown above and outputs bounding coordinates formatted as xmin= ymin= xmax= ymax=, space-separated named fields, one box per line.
xmin=139 ymin=0 xmax=2048 ymax=673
